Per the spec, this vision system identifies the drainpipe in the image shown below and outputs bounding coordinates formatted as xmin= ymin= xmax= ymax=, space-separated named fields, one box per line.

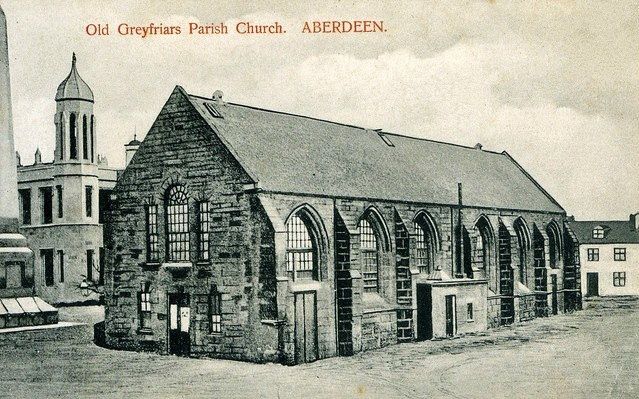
xmin=455 ymin=182 xmax=464 ymax=278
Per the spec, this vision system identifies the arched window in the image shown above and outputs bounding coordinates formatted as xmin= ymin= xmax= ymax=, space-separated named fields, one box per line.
xmin=474 ymin=217 xmax=493 ymax=271
xmin=59 ymin=118 xmax=65 ymax=160
xmin=546 ymin=222 xmax=561 ymax=269
xmin=414 ymin=213 xmax=438 ymax=274
xmin=286 ymin=212 xmax=319 ymax=280
xmin=90 ymin=115 xmax=95 ymax=163
xmin=359 ymin=218 xmax=380 ymax=293
xmin=82 ymin=115 xmax=89 ymax=160
xmin=69 ymin=113 xmax=78 ymax=159
xmin=514 ymin=218 xmax=530 ymax=284
xmin=165 ymin=185 xmax=190 ymax=261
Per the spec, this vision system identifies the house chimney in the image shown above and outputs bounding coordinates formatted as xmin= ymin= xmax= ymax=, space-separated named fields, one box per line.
xmin=474 ymin=143 xmax=483 ymax=150
xmin=631 ymin=212 xmax=639 ymax=231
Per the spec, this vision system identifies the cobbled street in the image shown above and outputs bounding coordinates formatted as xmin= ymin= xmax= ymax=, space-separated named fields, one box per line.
xmin=0 ymin=297 xmax=637 ymax=399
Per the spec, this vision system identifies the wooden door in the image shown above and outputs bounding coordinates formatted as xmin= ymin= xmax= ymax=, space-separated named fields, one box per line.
xmin=416 ymin=284 xmax=433 ymax=341
xmin=586 ymin=273 xmax=599 ymax=297
xmin=445 ymin=295 xmax=457 ymax=337
xmin=168 ymin=293 xmax=190 ymax=356
xmin=294 ymin=291 xmax=318 ymax=364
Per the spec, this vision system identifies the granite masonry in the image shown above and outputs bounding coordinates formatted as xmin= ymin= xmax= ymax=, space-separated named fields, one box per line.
xmin=103 ymin=86 xmax=581 ymax=364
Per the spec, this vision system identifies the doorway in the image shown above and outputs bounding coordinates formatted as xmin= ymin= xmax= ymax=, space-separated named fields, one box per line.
xmin=168 ymin=293 xmax=190 ymax=356
xmin=416 ymin=284 xmax=433 ymax=340
xmin=586 ymin=272 xmax=599 ymax=297
xmin=294 ymin=291 xmax=318 ymax=364
xmin=445 ymin=295 xmax=457 ymax=337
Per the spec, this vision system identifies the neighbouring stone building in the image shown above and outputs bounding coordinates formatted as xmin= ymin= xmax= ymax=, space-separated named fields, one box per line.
xmin=103 ymin=86 xmax=581 ymax=364
xmin=570 ymin=214 xmax=639 ymax=297
xmin=15 ymin=54 xmax=130 ymax=305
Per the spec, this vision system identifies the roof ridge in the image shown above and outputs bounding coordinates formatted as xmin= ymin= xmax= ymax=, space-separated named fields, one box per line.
xmin=188 ymin=92 xmax=506 ymax=154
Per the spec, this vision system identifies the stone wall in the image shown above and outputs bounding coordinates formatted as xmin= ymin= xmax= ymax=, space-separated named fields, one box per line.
xmin=104 ymin=87 xmax=277 ymax=362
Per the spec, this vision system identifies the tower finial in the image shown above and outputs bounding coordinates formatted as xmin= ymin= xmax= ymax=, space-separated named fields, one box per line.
xmin=72 ymin=52 xmax=76 ymax=68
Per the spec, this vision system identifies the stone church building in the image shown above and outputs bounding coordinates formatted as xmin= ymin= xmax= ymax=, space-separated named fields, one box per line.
xmin=104 ymin=86 xmax=581 ymax=364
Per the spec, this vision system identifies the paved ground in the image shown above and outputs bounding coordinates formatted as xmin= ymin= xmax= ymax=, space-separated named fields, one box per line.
xmin=0 ymin=297 xmax=637 ymax=399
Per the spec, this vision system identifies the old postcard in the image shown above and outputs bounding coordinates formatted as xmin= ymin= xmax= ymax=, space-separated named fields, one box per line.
xmin=0 ymin=1 xmax=637 ymax=398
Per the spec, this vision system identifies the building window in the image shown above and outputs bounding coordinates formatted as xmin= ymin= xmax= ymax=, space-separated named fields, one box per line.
xmin=546 ymin=223 xmax=561 ymax=268
xmin=145 ymin=205 xmax=160 ymax=262
xmin=414 ymin=216 xmax=436 ymax=274
xmin=208 ymin=286 xmax=222 ymax=333
xmin=41 ymin=249 xmax=54 ymax=287
xmin=613 ymin=272 xmax=626 ymax=287
xmin=467 ymin=303 xmax=474 ymax=321
xmin=85 ymin=186 xmax=93 ymax=217
xmin=69 ymin=113 xmax=78 ymax=159
xmin=40 ymin=187 xmax=53 ymax=224
xmin=614 ymin=248 xmax=627 ymax=261
xmin=82 ymin=115 xmax=89 ymax=160
xmin=56 ymin=185 xmax=63 ymax=219
xmin=204 ymin=103 xmax=222 ymax=118
xmin=90 ymin=115 xmax=95 ymax=163
xmin=587 ymin=248 xmax=599 ymax=262
xmin=59 ymin=118 xmax=65 ymax=160
xmin=592 ymin=227 xmax=604 ymax=239
xmin=197 ymin=201 xmax=210 ymax=261
xmin=165 ymin=185 xmax=190 ymax=261
xmin=359 ymin=218 xmax=379 ymax=293
xmin=138 ymin=282 xmax=152 ymax=331
xmin=57 ymin=250 xmax=64 ymax=283
xmin=86 ymin=249 xmax=95 ymax=283
xmin=286 ymin=212 xmax=319 ymax=280
xmin=474 ymin=217 xmax=493 ymax=272
xmin=19 ymin=189 xmax=31 ymax=225
xmin=514 ymin=218 xmax=529 ymax=285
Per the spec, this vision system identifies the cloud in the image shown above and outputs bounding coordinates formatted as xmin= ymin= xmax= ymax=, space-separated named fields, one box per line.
xmin=3 ymin=0 xmax=637 ymax=220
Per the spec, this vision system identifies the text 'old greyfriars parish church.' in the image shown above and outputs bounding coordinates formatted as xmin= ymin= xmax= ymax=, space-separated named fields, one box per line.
xmin=104 ymin=86 xmax=581 ymax=364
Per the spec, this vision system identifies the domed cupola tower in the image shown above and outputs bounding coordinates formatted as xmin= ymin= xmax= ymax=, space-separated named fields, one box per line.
xmin=52 ymin=53 xmax=99 ymax=225
xmin=54 ymin=53 xmax=96 ymax=164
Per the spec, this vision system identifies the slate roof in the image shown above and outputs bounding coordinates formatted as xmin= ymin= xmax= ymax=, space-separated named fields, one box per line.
xmin=182 ymin=87 xmax=564 ymax=213
xmin=569 ymin=220 xmax=639 ymax=245
xmin=55 ymin=53 xmax=94 ymax=102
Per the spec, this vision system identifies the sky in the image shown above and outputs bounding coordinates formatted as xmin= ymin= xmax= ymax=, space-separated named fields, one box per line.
xmin=2 ymin=0 xmax=638 ymax=220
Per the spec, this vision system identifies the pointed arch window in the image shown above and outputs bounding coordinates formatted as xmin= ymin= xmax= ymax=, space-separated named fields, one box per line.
xmin=546 ymin=223 xmax=561 ymax=269
xmin=165 ymin=185 xmax=190 ymax=261
xmin=474 ymin=217 xmax=493 ymax=271
xmin=59 ymin=118 xmax=65 ymax=160
xmin=286 ymin=212 xmax=318 ymax=280
xmin=514 ymin=219 xmax=530 ymax=284
xmin=414 ymin=214 xmax=437 ymax=274
xmin=359 ymin=218 xmax=380 ymax=293
xmin=82 ymin=115 xmax=89 ymax=160
xmin=69 ymin=113 xmax=78 ymax=159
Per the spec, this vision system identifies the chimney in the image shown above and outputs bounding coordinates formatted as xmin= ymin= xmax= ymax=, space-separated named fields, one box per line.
xmin=630 ymin=213 xmax=639 ymax=231
xmin=474 ymin=143 xmax=483 ymax=150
